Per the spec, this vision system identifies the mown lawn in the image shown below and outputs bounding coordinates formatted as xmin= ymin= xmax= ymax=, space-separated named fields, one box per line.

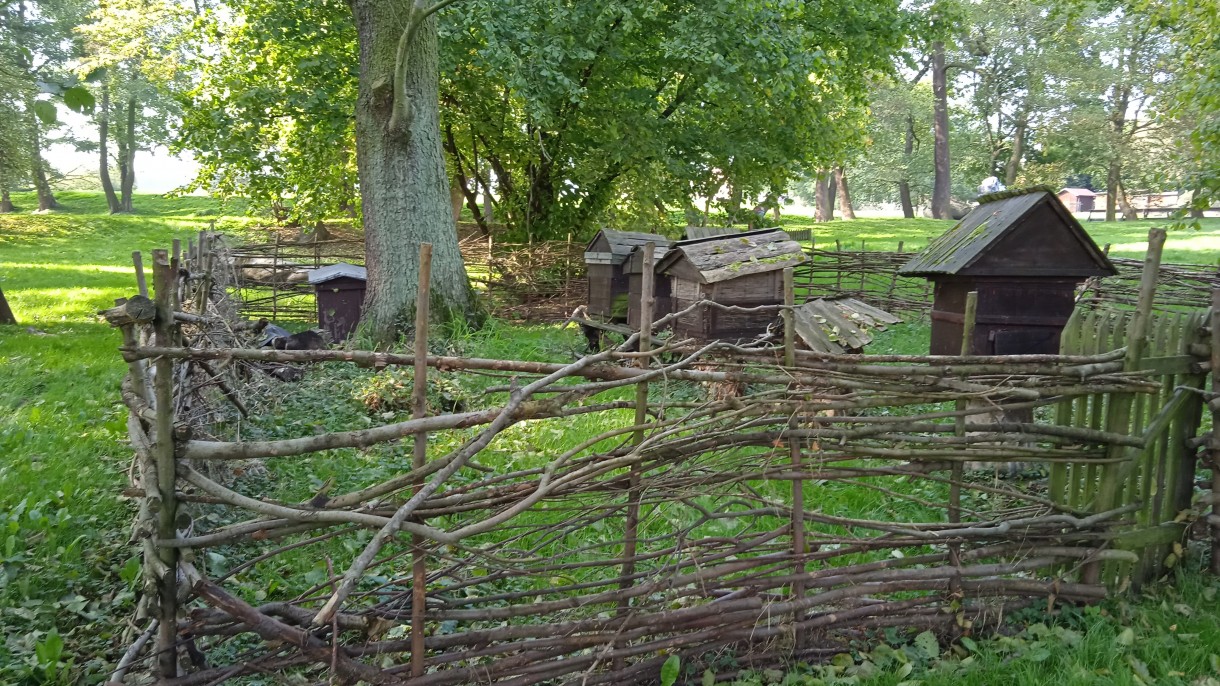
xmin=0 ymin=192 xmax=1217 ymax=685
xmin=0 ymin=192 xmax=256 ymax=683
xmin=775 ymin=214 xmax=1220 ymax=264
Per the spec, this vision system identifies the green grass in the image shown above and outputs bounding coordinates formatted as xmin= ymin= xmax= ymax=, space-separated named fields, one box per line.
xmin=772 ymin=213 xmax=1220 ymax=264
xmin=0 ymin=192 xmax=257 ymax=683
xmin=2 ymin=193 xmax=1218 ymax=684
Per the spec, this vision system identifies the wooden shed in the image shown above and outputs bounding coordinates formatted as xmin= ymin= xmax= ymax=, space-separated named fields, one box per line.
xmin=656 ymin=228 xmax=807 ymax=342
xmin=1057 ymin=188 xmax=1097 ymax=213
xmin=585 ymin=230 xmax=670 ymax=323
xmin=624 ymin=241 xmax=675 ymax=330
xmin=898 ymin=187 xmax=1116 ymax=355
xmin=307 ymin=262 xmax=367 ymax=343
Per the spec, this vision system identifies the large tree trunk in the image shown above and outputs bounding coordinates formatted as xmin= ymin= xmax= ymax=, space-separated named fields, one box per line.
xmin=1117 ymin=180 xmax=1138 ymax=221
xmin=352 ymin=0 xmax=471 ymax=345
xmin=1004 ymin=106 xmax=1027 ymax=187
xmin=0 ymin=286 xmax=15 ymax=325
xmin=0 ymin=188 xmax=12 ymax=214
xmin=898 ymin=114 xmax=915 ymax=218
xmin=814 ymin=171 xmax=834 ymax=221
xmin=834 ymin=167 xmax=856 ymax=220
xmin=931 ymin=41 xmax=951 ymax=220
xmin=1105 ymin=157 xmax=1121 ymax=222
xmin=117 ymin=95 xmax=136 ymax=212
xmin=99 ymin=84 xmax=122 ymax=213
xmin=26 ymin=97 xmax=57 ymax=212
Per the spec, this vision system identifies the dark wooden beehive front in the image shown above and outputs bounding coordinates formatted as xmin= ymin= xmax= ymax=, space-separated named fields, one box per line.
xmin=899 ymin=188 xmax=1116 ymax=356
xmin=314 ymin=275 xmax=366 ymax=342
xmin=659 ymin=229 xmax=806 ymax=343
xmin=585 ymin=230 xmax=671 ymax=323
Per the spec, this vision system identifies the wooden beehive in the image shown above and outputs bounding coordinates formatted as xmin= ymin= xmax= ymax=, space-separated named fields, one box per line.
xmin=898 ymin=187 xmax=1116 ymax=355
xmin=656 ymin=228 xmax=806 ymax=342
xmin=584 ymin=230 xmax=670 ymax=323
xmin=624 ymin=242 xmax=674 ymax=330
xmin=307 ymin=262 xmax=367 ymax=343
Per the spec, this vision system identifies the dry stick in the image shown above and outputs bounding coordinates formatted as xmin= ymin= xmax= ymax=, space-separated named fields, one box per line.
xmin=311 ymin=345 xmax=622 ymax=626
xmin=150 ymin=249 xmax=180 ymax=680
xmin=1087 ymin=228 xmax=1166 ymax=585
xmin=105 ymin=619 xmax=157 ymax=685
xmin=614 ymin=242 xmax=655 ymax=672
xmin=133 ymin=251 xmax=148 ymax=298
xmin=190 ymin=577 xmax=393 ymax=685
xmin=411 ymin=243 xmax=432 ymax=679
xmin=783 ymin=266 xmax=806 ymax=649
xmin=1211 ymin=288 xmax=1220 ymax=576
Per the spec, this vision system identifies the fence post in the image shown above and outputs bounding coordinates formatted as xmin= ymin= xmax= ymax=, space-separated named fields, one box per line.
xmin=1210 ymin=288 xmax=1219 ymax=576
xmin=783 ymin=268 xmax=806 ymax=646
xmin=615 ymin=243 xmax=655 ymax=672
xmin=272 ymin=234 xmax=280 ymax=323
xmin=411 ymin=243 xmax=433 ymax=679
xmin=1087 ymin=228 xmax=1165 ymax=584
xmin=151 ymin=249 xmax=179 ymax=679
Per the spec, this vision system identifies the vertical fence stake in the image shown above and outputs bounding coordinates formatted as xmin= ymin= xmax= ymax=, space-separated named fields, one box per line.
xmin=133 ymin=251 xmax=149 ymax=298
xmin=411 ymin=243 xmax=433 ymax=679
xmin=1087 ymin=228 xmax=1165 ymax=585
xmin=1210 ymin=289 xmax=1220 ymax=576
xmin=947 ymin=290 xmax=977 ymax=619
xmin=151 ymin=249 xmax=179 ymax=679
xmin=615 ymin=243 xmax=655 ymax=672
xmin=783 ymin=268 xmax=806 ymax=647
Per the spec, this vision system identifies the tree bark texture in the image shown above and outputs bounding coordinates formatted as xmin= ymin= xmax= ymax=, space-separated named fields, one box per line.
xmin=815 ymin=172 xmax=834 ymax=222
xmin=834 ymin=167 xmax=856 ymax=220
xmin=352 ymin=0 xmax=471 ymax=345
xmin=118 ymin=95 xmax=137 ymax=212
xmin=26 ymin=95 xmax=57 ymax=212
xmin=99 ymin=84 xmax=122 ymax=213
xmin=1004 ymin=107 xmax=1027 ymax=187
xmin=931 ymin=42 xmax=951 ymax=220
xmin=0 ymin=286 xmax=15 ymax=325
xmin=899 ymin=114 xmax=915 ymax=218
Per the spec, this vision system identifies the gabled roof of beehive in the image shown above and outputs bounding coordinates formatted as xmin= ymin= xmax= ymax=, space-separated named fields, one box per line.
xmin=897 ymin=187 xmax=1115 ymax=277
xmin=584 ymin=230 xmax=673 ymax=266
xmin=623 ymin=242 xmax=673 ymax=275
xmin=656 ymin=228 xmax=806 ymax=284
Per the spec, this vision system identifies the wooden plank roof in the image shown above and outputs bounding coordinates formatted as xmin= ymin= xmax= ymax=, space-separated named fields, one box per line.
xmin=584 ymin=230 xmax=673 ymax=265
xmin=682 ymin=226 xmax=738 ymax=240
xmin=624 ymin=243 xmax=673 ymax=274
xmin=897 ymin=188 xmax=1115 ymax=277
xmin=656 ymin=228 xmax=806 ymax=284
xmin=792 ymin=298 xmax=902 ymax=353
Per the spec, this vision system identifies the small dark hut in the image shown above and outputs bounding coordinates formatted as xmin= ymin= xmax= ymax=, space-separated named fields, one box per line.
xmin=898 ymin=187 xmax=1116 ymax=355
xmin=584 ymin=230 xmax=671 ymax=323
xmin=624 ymin=242 xmax=675 ymax=330
xmin=657 ymin=228 xmax=806 ymax=342
xmin=307 ymin=262 xmax=367 ymax=343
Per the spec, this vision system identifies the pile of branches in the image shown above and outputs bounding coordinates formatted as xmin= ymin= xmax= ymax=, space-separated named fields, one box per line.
xmin=794 ymin=248 xmax=934 ymax=313
xmin=1079 ymin=257 xmax=1220 ymax=311
xmin=106 ymin=234 xmax=1173 ymax=684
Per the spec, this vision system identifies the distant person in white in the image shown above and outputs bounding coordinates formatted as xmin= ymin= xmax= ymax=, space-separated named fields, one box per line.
xmin=978 ymin=176 xmax=1005 ymax=196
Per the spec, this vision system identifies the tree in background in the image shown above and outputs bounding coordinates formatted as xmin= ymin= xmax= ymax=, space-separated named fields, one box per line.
xmin=1153 ymin=0 xmax=1220 ymax=216
xmin=175 ymin=0 xmax=358 ymax=229
xmin=78 ymin=0 xmax=189 ymax=213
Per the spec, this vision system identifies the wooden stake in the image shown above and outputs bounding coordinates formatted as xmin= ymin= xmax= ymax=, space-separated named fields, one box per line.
xmin=133 ymin=251 xmax=148 ymax=298
xmin=411 ymin=243 xmax=433 ymax=679
xmin=151 ymin=249 xmax=179 ymax=679
xmin=1211 ymin=289 xmax=1220 ymax=576
xmin=784 ymin=267 xmax=807 ymax=646
xmin=1088 ymin=228 xmax=1165 ymax=585
xmin=615 ymin=243 xmax=655 ymax=672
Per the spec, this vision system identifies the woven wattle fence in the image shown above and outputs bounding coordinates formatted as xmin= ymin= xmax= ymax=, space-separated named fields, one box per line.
xmin=103 ymin=230 xmax=1216 ymax=685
